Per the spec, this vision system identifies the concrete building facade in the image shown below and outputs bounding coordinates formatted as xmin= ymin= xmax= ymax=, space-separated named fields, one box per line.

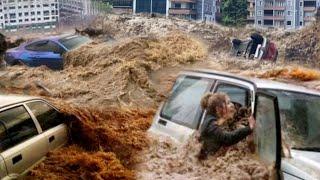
xmin=59 ymin=0 xmax=96 ymax=26
xmin=59 ymin=0 xmax=93 ymax=17
xmin=248 ymin=0 xmax=320 ymax=29
xmin=0 ymin=0 xmax=59 ymax=31
xmin=133 ymin=0 xmax=220 ymax=22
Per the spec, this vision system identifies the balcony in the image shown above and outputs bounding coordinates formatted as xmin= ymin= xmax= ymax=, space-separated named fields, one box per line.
xmin=248 ymin=7 xmax=254 ymax=11
xmin=171 ymin=0 xmax=197 ymax=3
xmin=169 ymin=8 xmax=196 ymax=15
xmin=264 ymin=15 xmax=285 ymax=20
xmin=304 ymin=16 xmax=315 ymax=21
xmin=264 ymin=6 xmax=286 ymax=10
xmin=304 ymin=6 xmax=316 ymax=11
xmin=247 ymin=15 xmax=255 ymax=20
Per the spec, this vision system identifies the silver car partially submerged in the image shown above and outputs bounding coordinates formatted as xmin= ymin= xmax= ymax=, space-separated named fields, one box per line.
xmin=149 ymin=69 xmax=320 ymax=179
xmin=0 ymin=95 xmax=68 ymax=179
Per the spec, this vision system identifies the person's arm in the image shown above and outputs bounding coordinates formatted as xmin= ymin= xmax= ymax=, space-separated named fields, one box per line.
xmin=215 ymin=126 xmax=252 ymax=146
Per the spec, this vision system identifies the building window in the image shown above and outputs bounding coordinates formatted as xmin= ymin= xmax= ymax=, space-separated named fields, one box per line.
xmin=287 ymin=21 xmax=291 ymax=25
xmin=300 ymin=21 xmax=303 ymax=26
xmin=174 ymin=3 xmax=181 ymax=8
xmin=258 ymin=20 xmax=262 ymax=25
xmin=288 ymin=11 xmax=291 ymax=15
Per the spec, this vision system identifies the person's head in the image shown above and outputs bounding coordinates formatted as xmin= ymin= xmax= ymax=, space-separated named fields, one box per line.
xmin=201 ymin=92 xmax=235 ymax=120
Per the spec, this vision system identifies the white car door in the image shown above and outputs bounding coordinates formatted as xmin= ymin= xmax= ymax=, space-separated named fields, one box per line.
xmin=0 ymin=105 xmax=47 ymax=177
xmin=25 ymin=101 xmax=68 ymax=151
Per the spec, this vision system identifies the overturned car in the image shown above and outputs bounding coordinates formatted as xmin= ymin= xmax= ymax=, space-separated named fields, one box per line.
xmin=231 ymin=33 xmax=278 ymax=61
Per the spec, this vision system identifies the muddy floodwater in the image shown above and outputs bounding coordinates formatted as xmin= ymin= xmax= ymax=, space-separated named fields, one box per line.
xmin=135 ymin=133 xmax=269 ymax=180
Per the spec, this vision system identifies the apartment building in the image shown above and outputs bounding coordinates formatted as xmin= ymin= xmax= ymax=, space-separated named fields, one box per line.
xmin=59 ymin=0 xmax=93 ymax=17
xmin=133 ymin=0 xmax=219 ymax=21
xmin=0 ymin=0 xmax=59 ymax=31
xmin=104 ymin=0 xmax=133 ymax=14
xmin=59 ymin=0 xmax=95 ymax=26
xmin=248 ymin=0 xmax=320 ymax=29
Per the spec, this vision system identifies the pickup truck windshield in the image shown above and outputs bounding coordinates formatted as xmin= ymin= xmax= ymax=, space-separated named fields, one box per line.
xmin=160 ymin=76 xmax=211 ymax=129
xmin=268 ymin=90 xmax=320 ymax=151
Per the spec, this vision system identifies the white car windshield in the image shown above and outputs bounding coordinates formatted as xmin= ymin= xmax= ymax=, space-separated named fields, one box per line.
xmin=268 ymin=90 xmax=320 ymax=151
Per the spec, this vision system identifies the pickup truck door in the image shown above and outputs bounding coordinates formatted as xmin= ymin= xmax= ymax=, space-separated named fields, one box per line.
xmin=254 ymin=91 xmax=281 ymax=179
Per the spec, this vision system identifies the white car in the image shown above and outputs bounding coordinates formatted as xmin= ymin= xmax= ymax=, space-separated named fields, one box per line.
xmin=0 ymin=95 xmax=68 ymax=179
xmin=149 ymin=69 xmax=320 ymax=180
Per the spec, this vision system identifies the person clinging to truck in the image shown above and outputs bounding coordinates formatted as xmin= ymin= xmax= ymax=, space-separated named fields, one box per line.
xmin=198 ymin=92 xmax=256 ymax=160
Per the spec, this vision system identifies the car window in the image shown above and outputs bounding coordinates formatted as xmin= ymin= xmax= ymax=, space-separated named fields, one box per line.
xmin=216 ymin=83 xmax=249 ymax=106
xmin=25 ymin=40 xmax=47 ymax=51
xmin=268 ymin=90 xmax=320 ymax=150
xmin=255 ymin=95 xmax=278 ymax=166
xmin=58 ymin=35 xmax=90 ymax=50
xmin=27 ymin=101 xmax=63 ymax=132
xmin=0 ymin=123 xmax=11 ymax=153
xmin=0 ymin=106 xmax=38 ymax=150
xmin=161 ymin=76 xmax=212 ymax=129
xmin=26 ymin=40 xmax=64 ymax=53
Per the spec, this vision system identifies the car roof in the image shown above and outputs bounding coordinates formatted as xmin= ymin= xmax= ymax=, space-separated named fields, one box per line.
xmin=28 ymin=34 xmax=78 ymax=43
xmin=0 ymin=94 xmax=42 ymax=109
xmin=185 ymin=69 xmax=320 ymax=96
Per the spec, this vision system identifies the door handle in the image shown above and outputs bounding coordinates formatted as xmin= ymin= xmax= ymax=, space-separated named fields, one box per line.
xmin=49 ymin=135 xmax=55 ymax=143
xmin=12 ymin=154 xmax=22 ymax=165
xmin=158 ymin=119 xmax=167 ymax=126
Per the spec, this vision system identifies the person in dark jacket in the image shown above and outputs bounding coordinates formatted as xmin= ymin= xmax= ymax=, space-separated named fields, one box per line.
xmin=198 ymin=92 xmax=255 ymax=160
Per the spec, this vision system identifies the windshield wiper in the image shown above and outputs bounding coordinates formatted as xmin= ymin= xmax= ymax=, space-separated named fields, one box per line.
xmin=291 ymin=147 xmax=320 ymax=152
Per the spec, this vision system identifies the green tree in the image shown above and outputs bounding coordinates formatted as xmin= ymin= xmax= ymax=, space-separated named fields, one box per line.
xmin=221 ymin=0 xmax=247 ymax=26
xmin=92 ymin=0 xmax=113 ymax=15
xmin=92 ymin=0 xmax=113 ymax=29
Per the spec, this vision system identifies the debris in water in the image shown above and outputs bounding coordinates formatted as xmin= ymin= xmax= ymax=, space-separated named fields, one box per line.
xmin=259 ymin=67 xmax=320 ymax=81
